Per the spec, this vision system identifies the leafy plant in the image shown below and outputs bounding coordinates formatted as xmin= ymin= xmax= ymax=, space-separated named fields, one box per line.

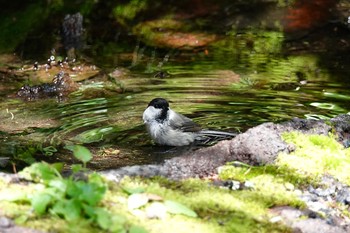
xmin=12 ymin=144 xmax=58 ymax=166
xmin=16 ymin=145 xmax=136 ymax=232
xmin=65 ymin=144 xmax=92 ymax=167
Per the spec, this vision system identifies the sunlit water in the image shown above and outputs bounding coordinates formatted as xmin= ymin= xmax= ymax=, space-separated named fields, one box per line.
xmin=1 ymin=35 xmax=350 ymax=170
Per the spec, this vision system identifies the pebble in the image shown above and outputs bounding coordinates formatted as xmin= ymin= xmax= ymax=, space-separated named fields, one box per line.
xmin=297 ymin=175 xmax=350 ymax=231
xmin=145 ymin=202 xmax=167 ymax=219
xmin=0 ymin=217 xmax=12 ymax=228
xmin=284 ymin=182 xmax=294 ymax=191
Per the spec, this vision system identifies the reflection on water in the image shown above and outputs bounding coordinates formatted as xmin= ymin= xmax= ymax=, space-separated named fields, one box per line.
xmin=1 ymin=32 xmax=350 ymax=170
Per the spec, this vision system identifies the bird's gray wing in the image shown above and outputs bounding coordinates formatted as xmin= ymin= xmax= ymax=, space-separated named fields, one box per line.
xmin=169 ymin=113 xmax=202 ymax=132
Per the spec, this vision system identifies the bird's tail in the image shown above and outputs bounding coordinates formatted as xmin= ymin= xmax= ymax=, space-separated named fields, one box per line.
xmin=196 ymin=130 xmax=237 ymax=145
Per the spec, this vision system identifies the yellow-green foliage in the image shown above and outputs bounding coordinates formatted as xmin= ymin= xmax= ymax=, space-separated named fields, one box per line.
xmin=0 ymin=175 xmax=293 ymax=233
xmin=113 ymin=0 xmax=148 ymax=25
xmin=111 ymin=177 xmax=292 ymax=233
xmin=219 ymin=165 xmax=304 ymax=208
xmin=279 ymin=132 xmax=350 ymax=185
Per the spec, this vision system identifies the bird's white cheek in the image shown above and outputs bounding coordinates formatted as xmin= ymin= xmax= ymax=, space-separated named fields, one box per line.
xmin=142 ymin=108 xmax=151 ymax=123
xmin=142 ymin=106 xmax=160 ymax=123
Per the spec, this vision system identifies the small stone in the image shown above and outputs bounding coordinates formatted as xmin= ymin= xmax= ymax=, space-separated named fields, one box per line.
xmin=0 ymin=217 xmax=12 ymax=228
xmin=145 ymin=202 xmax=167 ymax=219
xmin=284 ymin=182 xmax=294 ymax=191
xmin=128 ymin=193 xmax=149 ymax=210
xmin=293 ymin=189 xmax=303 ymax=196
xmin=346 ymin=196 xmax=350 ymax=205
xmin=307 ymin=201 xmax=327 ymax=212
xmin=336 ymin=187 xmax=350 ymax=204
xmin=244 ymin=181 xmax=255 ymax=189
xmin=130 ymin=209 xmax=146 ymax=218
xmin=270 ymin=216 xmax=282 ymax=223
xmin=224 ymin=180 xmax=241 ymax=190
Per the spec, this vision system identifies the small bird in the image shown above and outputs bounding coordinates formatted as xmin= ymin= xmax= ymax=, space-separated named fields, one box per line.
xmin=142 ymin=98 xmax=236 ymax=146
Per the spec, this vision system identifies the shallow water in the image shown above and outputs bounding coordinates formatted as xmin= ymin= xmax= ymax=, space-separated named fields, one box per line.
xmin=1 ymin=30 xmax=350 ymax=170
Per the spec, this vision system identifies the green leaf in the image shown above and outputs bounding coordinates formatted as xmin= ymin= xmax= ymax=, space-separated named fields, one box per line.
xmin=14 ymin=215 xmax=28 ymax=224
xmin=122 ymin=186 xmax=145 ymax=195
xmin=71 ymin=164 xmax=83 ymax=173
xmin=110 ymin=215 xmax=127 ymax=232
xmin=66 ymin=178 xmax=106 ymax=206
xmin=82 ymin=203 xmax=96 ymax=218
xmin=88 ymin=172 xmax=105 ymax=185
xmin=71 ymin=145 xmax=93 ymax=164
xmin=20 ymin=162 xmax=60 ymax=183
xmin=65 ymin=179 xmax=82 ymax=199
xmin=51 ymin=162 xmax=64 ymax=172
xmin=75 ymin=146 xmax=93 ymax=163
xmin=31 ymin=193 xmax=52 ymax=215
xmin=49 ymin=179 xmax=67 ymax=192
xmin=80 ymin=182 xmax=106 ymax=205
xmin=129 ymin=225 xmax=148 ymax=233
xmin=52 ymin=199 xmax=82 ymax=221
xmin=164 ymin=200 xmax=197 ymax=218
xmin=95 ymin=208 xmax=112 ymax=230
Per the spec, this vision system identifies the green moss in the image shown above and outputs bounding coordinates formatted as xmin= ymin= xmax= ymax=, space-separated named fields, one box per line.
xmin=278 ymin=132 xmax=350 ymax=185
xmin=112 ymin=177 xmax=293 ymax=233
xmin=219 ymin=132 xmax=350 ymax=200
xmin=1 ymin=174 xmax=293 ymax=233
xmin=219 ymin=165 xmax=304 ymax=207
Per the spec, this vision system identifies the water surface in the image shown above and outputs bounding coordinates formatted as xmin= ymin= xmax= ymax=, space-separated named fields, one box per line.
xmin=1 ymin=31 xmax=350 ymax=170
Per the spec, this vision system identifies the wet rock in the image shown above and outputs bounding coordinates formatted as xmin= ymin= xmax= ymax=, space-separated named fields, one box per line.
xmin=17 ymin=71 xmax=78 ymax=101
xmin=330 ymin=114 xmax=350 ymax=148
xmin=280 ymin=117 xmax=331 ymax=135
xmin=102 ymin=165 xmax=165 ymax=183
xmin=18 ymin=57 xmax=99 ymax=83
xmin=229 ymin=122 xmax=293 ymax=165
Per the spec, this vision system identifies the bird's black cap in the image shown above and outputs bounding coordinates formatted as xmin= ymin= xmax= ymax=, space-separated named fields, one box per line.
xmin=148 ymin=98 xmax=169 ymax=122
xmin=148 ymin=98 xmax=169 ymax=109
